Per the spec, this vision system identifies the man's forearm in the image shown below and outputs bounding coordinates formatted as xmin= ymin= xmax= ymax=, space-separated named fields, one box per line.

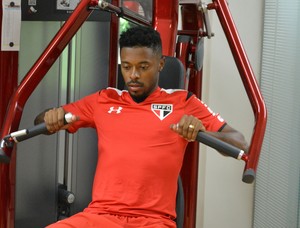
xmin=207 ymin=130 xmax=249 ymax=153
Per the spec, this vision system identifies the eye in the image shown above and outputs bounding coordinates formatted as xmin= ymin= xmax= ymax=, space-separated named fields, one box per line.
xmin=140 ymin=65 xmax=149 ymax=71
xmin=122 ymin=64 xmax=131 ymax=71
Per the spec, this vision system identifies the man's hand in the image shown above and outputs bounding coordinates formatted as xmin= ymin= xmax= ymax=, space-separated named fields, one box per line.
xmin=44 ymin=107 xmax=78 ymax=133
xmin=170 ymin=115 xmax=206 ymax=142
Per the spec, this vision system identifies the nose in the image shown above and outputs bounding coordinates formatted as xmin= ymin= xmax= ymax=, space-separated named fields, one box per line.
xmin=130 ymin=67 xmax=140 ymax=80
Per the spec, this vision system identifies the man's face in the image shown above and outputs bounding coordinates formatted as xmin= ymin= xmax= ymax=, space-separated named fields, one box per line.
xmin=120 ymin=47 xmax=164 ymax=101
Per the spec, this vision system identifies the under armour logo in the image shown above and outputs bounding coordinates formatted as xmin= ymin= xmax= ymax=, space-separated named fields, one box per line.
xmin=108 ymin=106 xmax=123 ymax=114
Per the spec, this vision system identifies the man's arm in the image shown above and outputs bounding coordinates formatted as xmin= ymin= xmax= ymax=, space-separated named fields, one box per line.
xmin=170 ymin=114 xmax=248 ymax=153
xmin=206 ymin=124 xmax=249 ymax=153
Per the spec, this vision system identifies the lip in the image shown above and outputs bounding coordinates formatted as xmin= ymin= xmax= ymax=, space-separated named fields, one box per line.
xmin=127 ymin=81 xmax=143 ymax=87
xmin=128 ymin=84 xmax=142 ymax=92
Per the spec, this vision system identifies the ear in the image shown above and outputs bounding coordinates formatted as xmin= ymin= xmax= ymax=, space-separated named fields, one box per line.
xmin=158 ymin=56 xmax=166 ymax=72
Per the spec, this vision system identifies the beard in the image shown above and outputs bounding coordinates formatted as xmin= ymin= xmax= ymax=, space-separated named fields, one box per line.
xmin=126 ymin=80 xmax=158 ymax=103
xmin=126 ymin=80 xmax=147 ymax=103
xmin=129 ymin=92 xmax=148 ymax=103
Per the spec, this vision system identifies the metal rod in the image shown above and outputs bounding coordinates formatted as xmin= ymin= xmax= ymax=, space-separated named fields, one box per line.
xmin=210 ymin=0 xmax=267 ymax=183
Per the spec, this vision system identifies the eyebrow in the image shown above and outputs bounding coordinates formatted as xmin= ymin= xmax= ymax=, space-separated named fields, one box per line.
xmin=121 ymin=61 xmax=150 ymax=64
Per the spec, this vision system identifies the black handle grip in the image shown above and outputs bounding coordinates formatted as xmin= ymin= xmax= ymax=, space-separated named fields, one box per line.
xmin=0 ymin=113 xmax=74 ymax=163
xmin=14 ymin=112 xmax=73 ymax=143
xmin=196 ymin=131 xmax=245 ymax=160
xmin=14 ymin=123 xmax=48 ymax=142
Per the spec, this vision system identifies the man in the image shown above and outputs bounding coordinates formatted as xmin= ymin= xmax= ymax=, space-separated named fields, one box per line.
xmin=39 ymin=26 xmax=248 ymax=227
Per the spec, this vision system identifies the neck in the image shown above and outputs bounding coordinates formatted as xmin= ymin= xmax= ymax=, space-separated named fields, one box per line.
xmin=129 ymin=85 xmax=159 ymax=103
xmin=130 ymin=94 xmax=148 ymax=103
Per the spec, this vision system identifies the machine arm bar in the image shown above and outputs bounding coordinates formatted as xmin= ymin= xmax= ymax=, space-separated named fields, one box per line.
xmin=0 ymin=121 xmax=247 ymax=164
xmin=197 ymin=132 xmax=248 ymax=162
xmin=0 ymin=113 xmax=73 ymax=163
xmin=0 ymin=0 xmax=94 ymax=161
xmin=209 ymin=0 xmax=267 ymax=183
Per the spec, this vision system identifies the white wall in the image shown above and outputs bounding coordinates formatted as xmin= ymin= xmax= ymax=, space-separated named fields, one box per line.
xmin=197 ymin=1 xmax=264 ymax=228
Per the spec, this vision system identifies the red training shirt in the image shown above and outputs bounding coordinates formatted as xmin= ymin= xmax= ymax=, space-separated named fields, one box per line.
xmin=63 ymin=87 xmax=225 ymax=222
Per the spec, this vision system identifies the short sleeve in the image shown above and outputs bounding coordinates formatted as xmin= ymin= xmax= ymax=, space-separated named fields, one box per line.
xmin=63 ymin=92 xmax=99 ymax=133
xmin=185 ymin=94 xmax=226 ymax=132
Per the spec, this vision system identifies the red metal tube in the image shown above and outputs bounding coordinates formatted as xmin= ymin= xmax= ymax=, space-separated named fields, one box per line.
xmin=210 ymin=0 xmax=267 ymax=183
xmin=0 ymin=51 xmax=18 ymax=228
xmin=179 ymin=4 xmax=204 ymax=228
xmin=107 ymin=0 xmax=119 ymax=87
xmin=153 ymin=0 xmax=178 ymax=56
xmin=0 ymin=1 xmax=19 ymax=227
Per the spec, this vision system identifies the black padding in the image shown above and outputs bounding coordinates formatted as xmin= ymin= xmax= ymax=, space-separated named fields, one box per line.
xmin=0 ymin=149 xmax=10 ymax=163
xmin=117 ymin=65 xmax=126 ymax=90
xmin=159 ymin=56 xmax=185 ymax=89
xmin=186 ymin=91 xmax=194 ymax=101
xmin=175 ymin=176 xmax=184 ymax=228
xmin=117 ymin=56 xmax=185 ymax=90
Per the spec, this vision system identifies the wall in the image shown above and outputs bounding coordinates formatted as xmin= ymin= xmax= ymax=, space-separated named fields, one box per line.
xmin=197 ymin=0 xmax=264 ymax=228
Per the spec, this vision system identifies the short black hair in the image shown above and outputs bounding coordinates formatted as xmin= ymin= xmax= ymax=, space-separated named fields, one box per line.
xmin=119 ymin=26 xmax=162 ymax=56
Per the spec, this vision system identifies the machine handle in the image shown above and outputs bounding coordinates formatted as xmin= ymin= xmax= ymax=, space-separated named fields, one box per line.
xmin=13 ymin=113 xmax=73 ymax=142
xmin=196 ymin=131 xmax=248 ymax=162
xmin=0 ymin=113 xmax=73 ymax=163
xmin=196 ymin=131 xmax=255 ymax=182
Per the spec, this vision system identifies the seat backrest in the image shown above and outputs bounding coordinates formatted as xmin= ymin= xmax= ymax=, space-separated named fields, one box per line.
xmin=117 ymin=56 xmax=185 ymax=228
xmin=175 ymin=176 xmax=184 ymax=228
xmin=117 ymin=56 xmax=185 ymax=90
xmin=158 ymin=56 xmax=185 ymax=89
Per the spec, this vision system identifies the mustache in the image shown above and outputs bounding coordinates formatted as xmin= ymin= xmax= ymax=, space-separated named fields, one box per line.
xmin=126 ymin=80 xmax=144 ymax=86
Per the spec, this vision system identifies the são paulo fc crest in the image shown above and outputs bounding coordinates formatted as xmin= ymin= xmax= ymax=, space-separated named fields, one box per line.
xmin=151 ymin=104 xmax=173 ymax=120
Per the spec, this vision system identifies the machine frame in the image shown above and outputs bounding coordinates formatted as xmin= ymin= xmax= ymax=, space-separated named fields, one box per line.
xmin=0 ymin=1 xmax=267 ymax=227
